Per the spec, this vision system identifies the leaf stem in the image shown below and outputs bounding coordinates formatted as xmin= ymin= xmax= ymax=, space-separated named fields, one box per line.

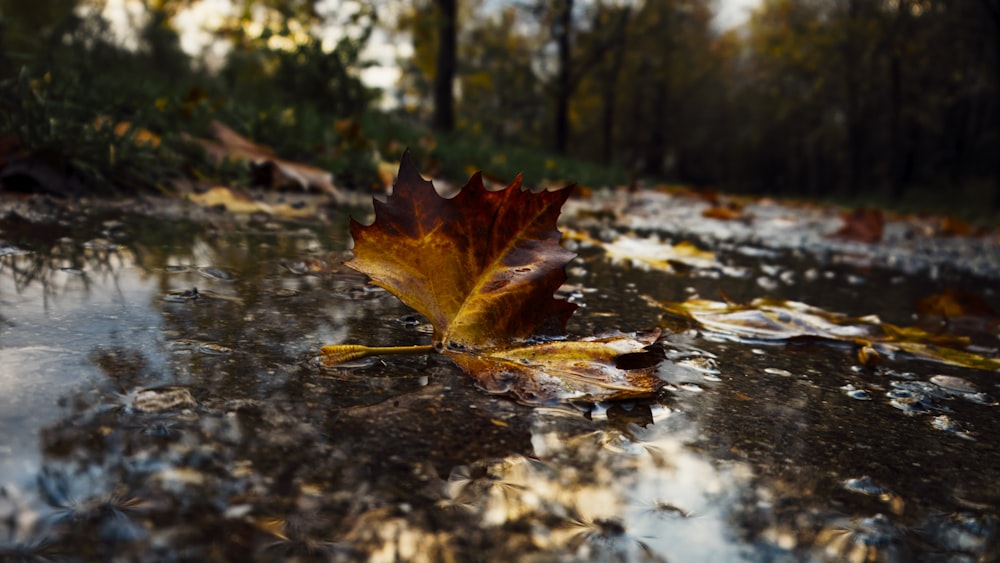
xmin=321 ymin=344 xmax=435 ymax=365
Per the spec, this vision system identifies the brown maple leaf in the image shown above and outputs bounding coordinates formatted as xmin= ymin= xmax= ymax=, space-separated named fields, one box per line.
xmin=322 ymin=151 xmax=664 ymax=404
xmin=346 ymin=150 xmax=577 ymax=347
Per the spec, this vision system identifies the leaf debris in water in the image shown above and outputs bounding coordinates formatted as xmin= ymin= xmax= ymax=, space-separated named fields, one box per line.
xmin=655 ymin=297 xmax=1000 ymax=372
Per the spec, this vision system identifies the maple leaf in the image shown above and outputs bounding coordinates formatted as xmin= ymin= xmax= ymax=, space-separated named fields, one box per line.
xmin=346 ymin=150 xmax=577 ymax=347
xmin=322 ymin=151 xmax=664 ymax=404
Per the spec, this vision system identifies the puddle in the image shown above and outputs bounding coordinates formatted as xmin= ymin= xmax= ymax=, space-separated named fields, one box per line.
xmin=1 ymin=195 xmax=999 ymax=560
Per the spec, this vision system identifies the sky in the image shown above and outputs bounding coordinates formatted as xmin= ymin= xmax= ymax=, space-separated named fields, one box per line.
xmin=714 ymin=0 xmax=761 ymax=30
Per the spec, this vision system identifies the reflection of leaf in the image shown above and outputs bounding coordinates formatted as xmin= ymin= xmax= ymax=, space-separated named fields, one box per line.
xmin=324 ymin=152 xmax=664 ymax=404
xmin=655 ymin=297 xmax=1000 ymax=371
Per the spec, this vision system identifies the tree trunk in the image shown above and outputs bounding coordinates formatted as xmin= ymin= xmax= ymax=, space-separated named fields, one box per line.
xmin=553 ymin=0 xmax=574 ymax=154
xmin=888 ymin=41 xmax=907 ymax=200
xmin=644 ymin=78 xmax=667 ymax=177
xmin=983 ymin=0 xmax=1000 ymax=208
xmin=599 ymin=47 xmax=624 ymax=165
xmin=598 ymin=11 xmax=628 ymax=165
xmin=840 ymin=0 xmax=866 ymax=198
xmin=644 ymin=1 xmax=676 ymax=179
xmin=432 ymin=0 xmax=457 ymax=133
xmin=994 ymin=27 xmax=1000 ymax=210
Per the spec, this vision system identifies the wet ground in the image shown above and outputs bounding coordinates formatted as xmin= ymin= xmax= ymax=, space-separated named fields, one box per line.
xmin=1 ymin=189 xmax=999 ymax=561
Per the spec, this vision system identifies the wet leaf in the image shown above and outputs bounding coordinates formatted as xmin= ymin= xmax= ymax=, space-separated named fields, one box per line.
xmin=325 ymin=151 xmax=665 ymax=403
xmin=321 ymin=344 xmax=434 ymax=364
xmin=346 ymin=150 xmax=577 ymax=347
xmin=566 ymin=230 xmax=725 ymax=273
xmin=829 ymin=208 xmax=884 ymax=243
xmin=655 ymin=297 xmax=1000 ymax=372
xmin=936 ymin=215 xmax=979 ymax=237
xmin=655 ymin=297 xmax=870 ymax=341
xmin=187 ymin=186 xmax=317 ymax=217
xmin=702 ymin=204 xmax=744 ymax=221
xmin=916 ymin=289 xmax=997 ymax=320
xmin=447 ymin=330 xmax=664 ymax=403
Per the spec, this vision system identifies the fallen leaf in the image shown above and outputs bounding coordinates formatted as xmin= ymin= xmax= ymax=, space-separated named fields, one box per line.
xmin=346 ymin=150 xmax=577 ymax=347
xmin=702 ymin=205 xmax=743 ymax=221
xmin=447 ymin=330 xmax=664 ymax=403
xmin=187 ymin=186 xmax=316 ymax=217
xmin=324 ymin=151 xmax=665 ymax=403
xmin=566 ymin=230 xmax=740 ymax=274
xmin=193 ymin=121 xmax=341 ymax=199
xmin=936 ymin=215 xmax=979 ymax=237
xmin=916 ymin=289 xmax=997 ymax=320
xmin=829 ymin=208 xmax=884 ymax=243
xmin=654 ymin=296 xmax=1000 ymax=371
xmin=914 ymin=288 xmax=1000 ymax=337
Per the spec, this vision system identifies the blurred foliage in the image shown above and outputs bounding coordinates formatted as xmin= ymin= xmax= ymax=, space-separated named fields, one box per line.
xmin=0 ymin=0 xmax=380 ymax=194
xmin=395 ymin=0 xmax=1000 ymax=220
xmin=1 ymin=0 xmax=998 ymax=223
xmin=0 ymin=9 xmax=193 ymax=193
xmin=362 ymin=111 xmax=626 ymax=190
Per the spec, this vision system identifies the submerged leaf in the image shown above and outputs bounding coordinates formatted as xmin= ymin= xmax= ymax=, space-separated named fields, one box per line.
xmin=655 ymin=297 xmax=1000 ymax=371
xmin=657 ymin=298 xmax=872 ymax=341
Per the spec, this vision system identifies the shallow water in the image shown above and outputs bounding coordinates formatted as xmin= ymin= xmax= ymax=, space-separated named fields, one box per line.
xmin=1 ymin=194 xmax=998 ymax=561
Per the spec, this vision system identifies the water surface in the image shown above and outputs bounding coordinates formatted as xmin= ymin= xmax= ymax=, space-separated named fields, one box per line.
xmin=1 ymin=194 xmax=998 ymax=561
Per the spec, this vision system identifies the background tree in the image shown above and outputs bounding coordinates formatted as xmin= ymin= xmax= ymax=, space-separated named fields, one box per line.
xmin=432 ymin=0 xmax=457 ymax=132
xmin=457 ymin=6 xmax=543 ymax=144
xmin=3 ymin=0 xmax=999 ymax=215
